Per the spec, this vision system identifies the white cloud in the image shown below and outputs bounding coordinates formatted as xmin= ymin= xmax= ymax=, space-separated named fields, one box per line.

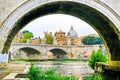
xmin=22 ymin=14 xmax=97 ymax=38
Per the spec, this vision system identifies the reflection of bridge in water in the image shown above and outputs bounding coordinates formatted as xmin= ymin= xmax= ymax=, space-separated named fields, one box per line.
xmin=9 ymin=43 xmax=99 ymax=60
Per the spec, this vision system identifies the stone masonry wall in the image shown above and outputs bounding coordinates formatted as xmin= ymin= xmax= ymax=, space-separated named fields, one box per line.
xmin=0 ymin=0 xmax=27 ymax=26
xmin=0 ymin=0 xmax=120 ymax=26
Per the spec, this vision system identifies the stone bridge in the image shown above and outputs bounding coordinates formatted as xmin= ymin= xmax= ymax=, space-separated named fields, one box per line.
xmin=0 ymin=0 xmax=120 ymax=66
xmin=9 ymin=43 xmax=96 ymax=59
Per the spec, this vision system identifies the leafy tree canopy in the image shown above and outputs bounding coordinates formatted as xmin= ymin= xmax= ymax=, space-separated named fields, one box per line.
xmin=82 ymin=36 xmax=103 ymax=45
xmin=21 ymin=30 xmax=33 ymax=43
xmin=22 ymin=30 xmax=29 ymax=34
xmin=44 ymin=32 xmax=53 ymax=44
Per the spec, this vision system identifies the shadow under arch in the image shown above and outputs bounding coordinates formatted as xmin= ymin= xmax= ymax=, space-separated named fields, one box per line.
xmin=19 ymin=47 xmax=41 ymax=55
xmin=49 ymin=48 xmax=67 ymax=59
xmin=14 ymin=47 xmax=41 ymax=60
xmin=1 ymin=1 xmax=120 ymax=63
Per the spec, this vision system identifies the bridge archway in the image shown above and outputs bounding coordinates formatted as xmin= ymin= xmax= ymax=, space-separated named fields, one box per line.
xmin=11 ymin=47 xmax=41 ymax=60
xmin=1 ymin=0 xmax=120 ymax=65
xmin=49 ymin=48 xmax=67 ymax=59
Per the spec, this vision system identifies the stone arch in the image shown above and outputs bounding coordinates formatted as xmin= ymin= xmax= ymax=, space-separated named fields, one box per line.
xmin=18 ymin=47 xmax=41 ymax=55
xmin=10 ymin=45 xmax=41 ymax=54
xmin=49 ymin=48 xmax=67 ymax=59
xmin=11 ymin=47 xmax=41 ymax=60
xmin=0 ymin=0 xmax=120 ymax=65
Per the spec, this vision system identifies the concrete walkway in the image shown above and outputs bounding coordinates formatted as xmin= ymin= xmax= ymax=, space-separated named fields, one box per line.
xmin=1 ymin=62 xmax=29 ymax=80
xmin=3 ymin=73 xmax=18 ymax=80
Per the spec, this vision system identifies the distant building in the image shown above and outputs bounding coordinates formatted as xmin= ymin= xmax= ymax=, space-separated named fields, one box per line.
xmin=66 ymin=26 xmax=78 ymax=45
xmin=13 ymin=31 xmax=22 ymax=43
xmin=67 ymin=26 xmax=78 ymax=38
xmin=31 ymin=37 xmax=41 ymax=44
xmin=73 ymin=37 xmax=84 ymax=46
xmin=54 ymin=26 xmax=79 ymax=45
xmin=88 ymin=33 xmax=99 ymax=37
xmin=55 ymin=29 xmax=66 ymax=45
xmin=14 ymin=26 xmax=98 ymax=46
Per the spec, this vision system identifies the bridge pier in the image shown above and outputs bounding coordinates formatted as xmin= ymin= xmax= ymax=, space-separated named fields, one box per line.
xmin=95 ymin=57 xmax=120 ymax=76
xmin=109 ymin=61 xmax=120 ymax=66
xmin=95 ymin=62 xmax=120 ymax=76
xmin=41 ymin=48 xmax=47 ymax=60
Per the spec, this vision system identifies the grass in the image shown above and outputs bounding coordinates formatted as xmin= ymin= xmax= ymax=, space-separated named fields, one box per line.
xmin=12 ymin=58 xmax=27 ymax=62
xmin=13 ymin=58 xmax=88 ymax=62
xmin=27 ymin=63 xmax=79 ymax=80
xmin=53 ymin=59 xmax=88 ymax=62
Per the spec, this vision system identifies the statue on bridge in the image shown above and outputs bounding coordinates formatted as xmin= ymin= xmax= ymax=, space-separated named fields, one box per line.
xmin=42 ymin=37 xmax=46 ymax=44
xmin=67 ymin=37 xmax=71 ymax=45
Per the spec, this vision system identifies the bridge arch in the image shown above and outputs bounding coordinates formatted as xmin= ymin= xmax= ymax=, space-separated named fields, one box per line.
xmin=18 ymin=47 xmax=41 ymax=55
xmin=49 ymin=48 xmax=67 ymax=59
xmin=10 ymin=47 xmax=41 ymax=60
xmin=0 ymin=0 xmax=120 ymax=65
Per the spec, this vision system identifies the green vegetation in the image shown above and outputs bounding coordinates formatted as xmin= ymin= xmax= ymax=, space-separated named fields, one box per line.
xmin=38 ymin=37 xmax=42 ymax=44
xmin=88 ymin=47 xmax=107 ymax=69
xmin=82 ymin=36 xmax=103 ymax=45
xmin=21 ymin=30 xmax=33 ymax=43
xmin=53 ymin=59 xmax=88 ymax=62
xmin=28 ymin=63 xmax=78 ymax=80
xmin=44 ymin=32 xmax=53 ymax=44
xmin=83 ymin=73 xmax=103 ymax=80
xmin=83 ymin=73 xmax=120 ymax=80
xmin=13 ymin=58 xmax=27 ymax=62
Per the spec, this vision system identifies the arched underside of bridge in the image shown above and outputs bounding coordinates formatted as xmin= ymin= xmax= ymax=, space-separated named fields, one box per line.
xmin=1 ymin=1 xmax=120 ymax=65
xmin=15 ymin=47 xmax=41 ymax=60
xmin=19 ymin=47 xmax=41 ymax=55
xmin=50 ymin=48 xmax=67 ymax=55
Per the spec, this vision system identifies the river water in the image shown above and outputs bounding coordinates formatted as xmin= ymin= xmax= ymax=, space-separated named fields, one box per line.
xmin=33 ymin=61 xmax=94 ymax=79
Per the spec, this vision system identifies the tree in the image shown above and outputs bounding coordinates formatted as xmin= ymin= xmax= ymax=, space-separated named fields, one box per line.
xmin=81 ymin=36 xmax=103 ymax=45
xmin=38 ymin=37 xmax=42 ymax=44
xmin=44 ymin=32 xmax=53 ymax=44
xmin=21 ymin=30 xmax=33 ymax=43
xmin=88 ymin=47 xmax=107 ymax=69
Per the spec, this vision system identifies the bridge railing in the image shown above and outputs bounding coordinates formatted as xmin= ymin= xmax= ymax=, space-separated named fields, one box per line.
xmin=11 ymin=43 xmax=96 ymax=48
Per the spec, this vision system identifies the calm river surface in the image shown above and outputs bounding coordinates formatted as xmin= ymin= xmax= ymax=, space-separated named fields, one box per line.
xmin=33 ymin=61 xmax=94 ymax=79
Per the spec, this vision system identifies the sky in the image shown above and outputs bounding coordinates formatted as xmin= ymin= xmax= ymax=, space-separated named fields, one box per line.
xmin=21 ymin=14 xmax=97 ymax=38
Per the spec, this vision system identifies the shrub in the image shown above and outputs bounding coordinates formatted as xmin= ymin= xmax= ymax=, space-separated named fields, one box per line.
xmin=27 ymin=63 xmax=78 ymax=80
xmin=88 ymin=47 xmax=107 ymax=69
xmin=27 ymin=64 xmax=40 ymax=80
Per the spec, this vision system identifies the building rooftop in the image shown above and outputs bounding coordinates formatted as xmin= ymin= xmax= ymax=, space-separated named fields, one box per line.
xmin=67 ymin=26 xmax=78 ymax=38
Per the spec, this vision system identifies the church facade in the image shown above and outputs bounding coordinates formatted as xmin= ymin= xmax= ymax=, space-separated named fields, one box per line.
xmin=54 ymin=26 xmax=79 ymax=45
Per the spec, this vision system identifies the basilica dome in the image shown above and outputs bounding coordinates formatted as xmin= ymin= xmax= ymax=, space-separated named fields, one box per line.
xmin=67 ymin=26 xmax=78 ymax=38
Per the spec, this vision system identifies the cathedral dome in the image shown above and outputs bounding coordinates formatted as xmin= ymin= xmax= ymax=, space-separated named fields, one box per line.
xmin=67 ymin=26 xmax=78 ymax=38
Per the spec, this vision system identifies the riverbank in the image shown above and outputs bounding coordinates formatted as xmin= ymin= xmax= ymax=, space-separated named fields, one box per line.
xmin=0 ymin=62 xmax=27 ymax=79
xmin=1 ymin=60 xmax=93 ymax=80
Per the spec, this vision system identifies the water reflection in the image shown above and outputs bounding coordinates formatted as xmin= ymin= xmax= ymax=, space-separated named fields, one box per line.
xmin=33 ymin=61 xmax=94 ymax=79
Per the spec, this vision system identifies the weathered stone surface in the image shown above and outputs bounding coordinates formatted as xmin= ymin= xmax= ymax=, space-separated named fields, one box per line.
xmin=9 ymin=43 xmax=97 ymax=58
xmin=0 ymin=0 xmax=27 ymax=26
xmin=100 ymin=0 xmax=120 ymax=15
xmin=0 ymin=0 xmax=120 ymax=27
